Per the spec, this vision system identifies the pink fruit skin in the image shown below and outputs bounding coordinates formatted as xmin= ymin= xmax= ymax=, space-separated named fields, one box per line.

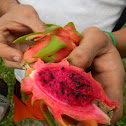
xmin=23 ymin=34 xmax=51 ymax=63
xmin=23 ymin=26 xmax=81 ymax=64
xmin=21 ymin=59 xmax=119 ymax=126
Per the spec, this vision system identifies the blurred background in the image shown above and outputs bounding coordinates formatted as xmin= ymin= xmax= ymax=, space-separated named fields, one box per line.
xmin=0 ymin=25 xmax=126 ymax=126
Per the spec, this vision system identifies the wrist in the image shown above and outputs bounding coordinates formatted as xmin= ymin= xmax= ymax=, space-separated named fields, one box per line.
xmin=104 ymin=31 xmax=116 ymax=47
xmin=0 ymin=0 xmax=19 ymax=15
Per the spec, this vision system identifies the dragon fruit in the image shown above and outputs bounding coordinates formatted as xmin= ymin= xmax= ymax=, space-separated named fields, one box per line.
xmin=13 ymin=22 xmax=119 ymax=125
xmin=13 ymin=22 xmax=82 ymax=67
xmin=21 ymin=59 xmax=119 ymax=126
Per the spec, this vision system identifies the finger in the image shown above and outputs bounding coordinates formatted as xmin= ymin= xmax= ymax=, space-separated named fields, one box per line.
xmin=21 ymin=8 xmax=47 ymax=33
xmin=2 ymin=58 xmax=22 ymax=69
xmin=26 ymin=17 xmax=47 ymax=33
xmin=0 ymin=43 xmax=22 ymax=62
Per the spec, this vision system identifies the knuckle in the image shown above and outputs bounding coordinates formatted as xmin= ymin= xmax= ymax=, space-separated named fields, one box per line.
xmin=24 ymin=5 xmax=37 ymax=16
xmin=72 ymin=47 xmax=92 ymax=68
xmin=73 ymin=47 xmax=84 ymax=59
xmin=82 ymin=26 xmax=101 ymax=35
xmin=82 ymin=26 xmax=107 ymax=42
xmin=82 ymin=27 xmax=109 ymax=51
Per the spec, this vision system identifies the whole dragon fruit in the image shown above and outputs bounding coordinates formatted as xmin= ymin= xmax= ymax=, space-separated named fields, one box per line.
xmin=13 ymin=22 xmax=82 ymax=67
xmin=20 ymin=59 xmax=119 ymax=126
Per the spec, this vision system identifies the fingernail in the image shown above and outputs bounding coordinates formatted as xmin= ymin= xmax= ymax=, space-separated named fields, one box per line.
xmin=13 ymin=56 xmax=21 ymax=62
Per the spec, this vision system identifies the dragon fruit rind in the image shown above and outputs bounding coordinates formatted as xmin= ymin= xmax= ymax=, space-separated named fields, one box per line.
xmin=13 ymin=22 xmax=82 ymax=67
xmin=21 ymin=59 xmax=119 ymax=126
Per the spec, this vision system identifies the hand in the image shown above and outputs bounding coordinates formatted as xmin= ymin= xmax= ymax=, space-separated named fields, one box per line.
xmin=0 ymin=4 xmax=46 ymax=68
xmin=68 ymin=27 xmax=125 ymax=125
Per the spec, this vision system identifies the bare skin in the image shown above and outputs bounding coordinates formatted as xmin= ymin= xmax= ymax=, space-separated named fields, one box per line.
xmin=0 ymin=4 xmax=46 ymax=68
xmin=0 ymin=1 xmax=125 ymax=125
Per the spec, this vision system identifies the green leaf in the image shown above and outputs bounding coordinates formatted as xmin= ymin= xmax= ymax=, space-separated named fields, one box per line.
xmin=47 ymin=107 xmax=56 ymax=126
xmin=44 ymin=25 xmax=62 ymax=34
xmin=33 ymin=35 xmax=67 ymax=58
xmin=22 ymin=91 xmax=29 ymax=102
xmin=40 ymin=103 xmax=56 ymax=126
xmin=44 ymin=24 xmax=56 ymax=27
xmin=13 ymin=32 xmax=42 ymax=43
xmin=67 ymin=57 xmax=72 ymax=61
xmin=72 ymin=31 xmax=83 ymax=39
xmin=26 ymin=34 xmax=45 ymax=41
xmin=42 ymin=55 xmax=55 ymax=63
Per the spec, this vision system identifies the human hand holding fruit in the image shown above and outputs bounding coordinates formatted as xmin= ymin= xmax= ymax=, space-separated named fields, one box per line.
xmin=68 ymin=27 xmax=125 ymax=125
xmin=0 ymin=4 xmax=46 ymax=68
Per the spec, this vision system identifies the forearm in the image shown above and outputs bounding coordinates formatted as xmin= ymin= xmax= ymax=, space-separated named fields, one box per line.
xmin=0 ymin=0 xmax=19 ymax=16
xmin=112 ymin=28 xmax=126 ymax=58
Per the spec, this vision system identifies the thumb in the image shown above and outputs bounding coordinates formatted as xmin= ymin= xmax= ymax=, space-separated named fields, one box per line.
xmin=0 ymin=43 xmax=22 ymax=62
xmin=68 ymin=38 xmax=96 ymax=69
xmin=68 ymin=27 xmax=108 ymax=69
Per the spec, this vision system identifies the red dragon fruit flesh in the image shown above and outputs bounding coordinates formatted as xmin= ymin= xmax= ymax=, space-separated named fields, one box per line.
xmin=21 ymin=59 xmax=119 ymax=126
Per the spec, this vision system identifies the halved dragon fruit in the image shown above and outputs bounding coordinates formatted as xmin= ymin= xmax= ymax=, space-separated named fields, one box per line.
xmin=13 ymin=22 xmax=82 ymax=66
xmin=21 ymin=59 xmax=119 ymax=126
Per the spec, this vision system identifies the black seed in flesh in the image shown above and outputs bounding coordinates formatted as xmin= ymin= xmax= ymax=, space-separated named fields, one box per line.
xmin=61 ymin=88 xmax=64 ymax=95
xmin=67 ymin=93 xmax=69 ymax=96
xmin=75 ymin=94 xmax=79 ymax=98
xmin=50 ymin=73 xmax=55 ymax=79
xmin=39 ymin=73 xmax=41 ymax=76
xmin=87 ymin=85 xmax=91 ymax=87
xmin=77 ymin=81 xmax=80 ymax=85
xmin=79 ymin=84 xmax=85 ymax=88
xmin=52 ymin=76 xmax=55 ymax=79
xmin=76 ymin=86 xmax=79 ymax=89
xmin=69 ymin=73 xmax=75 ymax=79
xmin=61 ymin=67 xmax=64 ymax=70
xmin=75 ymin=91 xmax=80 ymax=98
xmin=72 ymin=73 xmax=75 ymax=76
xmin=43 ymin=79 xmax=46 ymax=82
xmin=56 ymin=91 xmax=58 ymax=94
xmin=72 ymin=93 xmax=75 ymax=96
xmin=50 ymin=84 xmax=51 ymax=87
xmin=59 ymin=81 xmax=64 ymax=84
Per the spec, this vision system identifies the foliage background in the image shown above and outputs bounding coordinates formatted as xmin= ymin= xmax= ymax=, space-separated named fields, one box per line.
xmin=0 ymin=25 xmax=126 ymax=126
